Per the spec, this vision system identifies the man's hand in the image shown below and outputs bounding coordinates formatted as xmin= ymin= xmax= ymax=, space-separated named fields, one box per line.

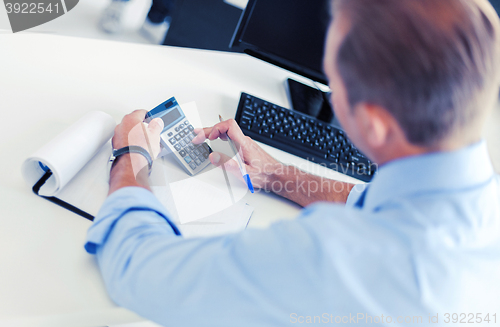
xmin=192 ymin=119 xmax=282 ymax=191
xmin=112 ymin=109 xmax=164 ymax=159
xmin=108 ymin=110 xmax=164 ymax=195
xmin=193 ymin=119 xmax=355 ymax=206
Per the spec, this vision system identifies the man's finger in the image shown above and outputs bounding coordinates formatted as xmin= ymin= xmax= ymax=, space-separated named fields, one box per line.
xmin=148 ymin=118 xmax=164 ymax=136
xmin=202 ymin=120 xmax=247 ymax=144
xmin=192 ymin=126 xmax=229 ymax=143
xmin=193 ymin=127 xmax=213 ymax=139
xmin=192 ymin=128 xmax=209 ymax=144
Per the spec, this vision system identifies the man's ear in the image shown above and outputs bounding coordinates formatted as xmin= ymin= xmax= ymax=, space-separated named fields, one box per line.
xmin=353 ymin=103 xmax=393 ymax=148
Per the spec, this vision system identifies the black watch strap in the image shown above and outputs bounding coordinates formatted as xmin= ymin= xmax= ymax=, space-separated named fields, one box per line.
xmin=112 ymin=146 xmax=153 ymax=171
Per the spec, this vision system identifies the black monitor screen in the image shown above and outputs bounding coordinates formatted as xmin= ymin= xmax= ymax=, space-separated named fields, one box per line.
xmin=231 ymin=0 xmax=331 ymax=84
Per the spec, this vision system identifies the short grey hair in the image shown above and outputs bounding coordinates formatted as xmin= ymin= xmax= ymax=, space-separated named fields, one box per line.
xmin=332 ymin=0 xmax=500 ymax=146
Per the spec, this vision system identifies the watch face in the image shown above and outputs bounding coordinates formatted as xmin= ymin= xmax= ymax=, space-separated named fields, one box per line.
xmin=107 ymin=153 xmax=115 ymax=175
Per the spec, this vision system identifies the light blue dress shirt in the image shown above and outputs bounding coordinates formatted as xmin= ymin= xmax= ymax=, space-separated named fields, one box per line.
xmin=85 ymin=141 xmax=500 ymax=326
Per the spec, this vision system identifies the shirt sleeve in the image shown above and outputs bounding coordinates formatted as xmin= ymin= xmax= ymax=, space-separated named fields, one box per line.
xmin=84 ymin=187 xmax=181 ymax=254
xmin=84 ymin=187 xmax=338 ymax=327
xmin=345 ymin=184 xmax=365 ymax=208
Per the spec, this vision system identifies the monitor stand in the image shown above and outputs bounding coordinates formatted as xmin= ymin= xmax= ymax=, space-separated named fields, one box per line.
xmin=285 ymin=78 xmax=342 ymax=129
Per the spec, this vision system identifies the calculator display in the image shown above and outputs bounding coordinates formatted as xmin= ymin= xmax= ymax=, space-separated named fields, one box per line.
xmin=160 ymin=107 xmax=182 ymax=129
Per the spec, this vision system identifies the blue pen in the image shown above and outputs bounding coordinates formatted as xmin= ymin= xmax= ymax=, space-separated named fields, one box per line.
xmin=219 ymin=115 xmax=254 ymax=193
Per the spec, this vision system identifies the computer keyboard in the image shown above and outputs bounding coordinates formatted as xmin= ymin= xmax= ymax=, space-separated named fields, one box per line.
xmin=234 ymin=93 xmax=376 ymax=182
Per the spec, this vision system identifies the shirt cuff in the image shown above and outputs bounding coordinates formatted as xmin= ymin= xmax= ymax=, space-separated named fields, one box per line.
xmin=345 ymin=184 xmax=365 ymax=208
xmin=84 ymin=187 xmax=181 ymax=254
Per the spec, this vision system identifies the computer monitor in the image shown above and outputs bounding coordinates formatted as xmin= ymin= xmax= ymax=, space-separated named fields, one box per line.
xmin=230 ymin=0 xmax=336 ymax=125
xmin=230 ymin=0 xmax=331 ymax=85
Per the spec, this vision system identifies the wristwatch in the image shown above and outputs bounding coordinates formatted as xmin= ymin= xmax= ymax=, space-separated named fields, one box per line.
xmin=108 ymin=146 xmax=153 ymax=173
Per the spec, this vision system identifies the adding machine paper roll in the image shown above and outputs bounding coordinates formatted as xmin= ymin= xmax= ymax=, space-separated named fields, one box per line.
xmin=22 ymin=111 xmax=116 ymax=196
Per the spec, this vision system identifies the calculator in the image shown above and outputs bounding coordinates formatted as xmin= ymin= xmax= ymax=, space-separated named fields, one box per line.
xmin=145 ymin=97 xmax=212 ymax=175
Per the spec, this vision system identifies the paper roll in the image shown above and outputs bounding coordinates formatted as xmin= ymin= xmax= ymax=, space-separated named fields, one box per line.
xmin=22 ymin=111 xmax=116 ymax=196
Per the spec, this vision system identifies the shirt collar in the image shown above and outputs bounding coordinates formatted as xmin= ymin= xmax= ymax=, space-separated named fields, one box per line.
xmin=362 ymin=140 xmax=495 ymax=211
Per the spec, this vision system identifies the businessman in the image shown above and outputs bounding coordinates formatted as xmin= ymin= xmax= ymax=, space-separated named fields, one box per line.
xmin=86 ymin=0 xmax=500 ymax=325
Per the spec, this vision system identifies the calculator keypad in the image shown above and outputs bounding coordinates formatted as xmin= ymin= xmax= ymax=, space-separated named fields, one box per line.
xmin=167 ymin=122 xmax=212 ymax=172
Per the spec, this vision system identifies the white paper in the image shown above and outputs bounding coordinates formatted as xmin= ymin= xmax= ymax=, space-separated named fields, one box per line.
xmin=21 ymin=111 xmax=116 ymax=196
xmin=151 ymin=145 xmax=253 ymax=236
xmin=178 ymin=202 xmax=253 ymax=238
xmin=170 ymin=176 xmax=234 ymax=224
xmin=224 ymin=0 xmax=248 ymax=10
xmin=55 ymin=142 xmax=113 ymax=216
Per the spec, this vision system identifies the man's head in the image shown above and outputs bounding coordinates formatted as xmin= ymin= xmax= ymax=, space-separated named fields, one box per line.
xmin=324 ymin=0 xmax=500 ymax=164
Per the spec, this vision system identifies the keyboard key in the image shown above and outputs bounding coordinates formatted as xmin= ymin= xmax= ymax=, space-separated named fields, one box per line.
xmin=189 ymin=162 xmax=197 ymax=170
xmin=169 ymin=137 xmax=176 ymax=145
xmin=179 ymin=140 xmax=186 ymax=147
xmin=242 ymin=117 xmax=253 ymax=125
xmin=174 ymin=144 xmax=181 ymax=151
xmin=195 ymin=158 xmax=201 ymax=166
xmin=184 ymin=155 xmax=192 ymax=164
xmin=183 ymin=128 xmax=190 ymax=134
xmin=175 ymin=127 xmax=180 ymax=132
xmin=175 ymin=134 xmax=181 ymax=141
xmin=167 ymin=132 xmax=173 ymax=137
xmin=329 ymin=156 xmax=339 ymax=163
xmin=351 ymin=154 xmax=363 ymax=163
xmin=179 ymin=131 xmax=185 ymax=138
xmin=356 ymin=152 xmax=367 ymax=159
xmin=188 ymin=125 xmax=194 ymax=131
xmin=179 ymin=150 xmax=187 ymax=157
xmin=194 ymin=149 xmax=201 ymax=156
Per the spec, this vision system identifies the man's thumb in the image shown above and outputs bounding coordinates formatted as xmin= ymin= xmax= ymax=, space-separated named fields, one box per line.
xmin=149 ymin=118 xmax=164 ymax=135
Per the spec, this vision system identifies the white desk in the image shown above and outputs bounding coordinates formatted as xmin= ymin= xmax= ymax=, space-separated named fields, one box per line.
xmin=0 ymin=33 xmax=363 ymax=327
xmin=1 ymin=33 xmax=499 ymax=327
